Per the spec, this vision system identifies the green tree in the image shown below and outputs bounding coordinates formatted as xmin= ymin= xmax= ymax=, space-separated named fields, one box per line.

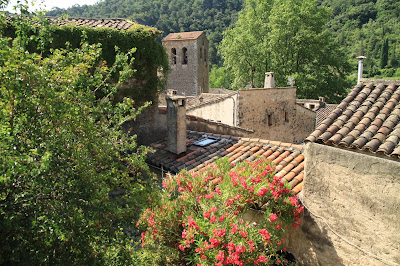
xmin=219 ymin=0 xmax=272 ymax=89
xmin=0 ymin=5 xmax=155 ymax=264
xmin=209 ymin=65 xmax=234 ymax=89
xmin=380 ymin=37 xmax=389 ymax=68
xmin=220 ymin=0 xmax=352 ymax=102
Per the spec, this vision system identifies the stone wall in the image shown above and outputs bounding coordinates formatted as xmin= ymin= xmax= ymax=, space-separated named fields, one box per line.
xmin=290 ymin=142 xmax=400 ymax=265
xmin=294 ymin=104 xmax=315 ymax=143
xmin=126 ymin=105 xmax=254 ymax=146
xmin=237 ymin=88 xmax=298 ymax=143
xmin=123 ymin=105 xmax=167 ymax=146
xmin=187 ymin=93 xmax=238 ymax=126
xmin=163 ymin=34 xmax=209 ymax=96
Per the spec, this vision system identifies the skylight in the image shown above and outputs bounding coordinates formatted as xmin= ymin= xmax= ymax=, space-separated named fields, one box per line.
xmin=193 ymin=136 xmax=220 ymax=147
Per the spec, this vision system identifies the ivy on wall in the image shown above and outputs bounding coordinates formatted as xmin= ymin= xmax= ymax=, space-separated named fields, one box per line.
xmin=3 ymin=19 xmax=169 ymax=105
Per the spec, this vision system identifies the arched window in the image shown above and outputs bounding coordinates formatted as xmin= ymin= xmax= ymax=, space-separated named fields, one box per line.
xmin=182 ymin=47 xmax=188 ymax=64
xmin=171 ymin=48 xmax=176 ymax=65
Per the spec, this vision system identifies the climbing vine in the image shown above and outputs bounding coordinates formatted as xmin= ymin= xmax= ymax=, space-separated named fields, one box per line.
xmin=2 ymin=16 xmax=169 ymax=104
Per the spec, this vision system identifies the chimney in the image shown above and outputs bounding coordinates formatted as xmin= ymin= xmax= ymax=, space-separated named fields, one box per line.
xmin=356 ymin=56 xmax=366 ymax=84
xmin=264 ymin=72 xmax=276 ymax=88
xmin=166 ymin=95 xmax=187 ymax=154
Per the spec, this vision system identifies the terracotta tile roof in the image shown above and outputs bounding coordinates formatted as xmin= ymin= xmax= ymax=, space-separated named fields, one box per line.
xmin=163 ymin=31 xmax=204 ymax=41
xmin=5 ymin=15 xmax=159 ymax=33
xmin=316 ymin=104 xmax=338 ymax=127
xmin=305 ymin=82 xmax=400 ymax=159
xmin=49 ymin=17 xmax=137 ymax=30
xmin=147 ymin=131 xmax=305 ymax=195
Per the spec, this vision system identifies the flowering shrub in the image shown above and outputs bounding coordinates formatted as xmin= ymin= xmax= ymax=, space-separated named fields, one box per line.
xmin=137 ymin=158 xmax=303 ymax=265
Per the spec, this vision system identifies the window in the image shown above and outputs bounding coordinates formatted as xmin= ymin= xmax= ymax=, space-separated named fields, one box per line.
xmin=309 ymin=104 xmax=315 ymax=109
xmin=182 ymin=47 xmax=188 ymax=64
xmin=171 ymin=48 xmax=176 ymax=65
xmin=285 ymin=112 xmax=289 ymax=122
xmin=268 ymin=114 xmax=272 ymax=126
xmin=200 ymin=47 xmax=203 ymax=59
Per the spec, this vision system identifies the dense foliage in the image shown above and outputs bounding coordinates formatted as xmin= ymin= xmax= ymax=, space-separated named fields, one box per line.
xmin=0 ymin=7 xmax=156 ymax=264
xmin=322 ymin=0 xmax=400 ymax=78
xmin=137 ymin=158 xmax=303 ymax=265
xmin=47 ymin=0 xmax=400 ymax=96
xmin=219 ymin=0 xmax=352 ymax=102
xmin=3 ymin=15 xmax=169 ymax=105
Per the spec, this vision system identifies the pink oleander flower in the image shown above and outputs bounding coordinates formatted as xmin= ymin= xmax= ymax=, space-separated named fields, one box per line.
xmin=258 ymin=255 xmax=267 ymax=263
xmin=240 ymin=230 xmax=248 ymax=238
xmin=257 ymin=186 xmax=268 ymax=196
xmin=203 ymin=211 xmax=210 ymax=219
xmin=258 ymin=229 xmax=270 ymax=241
xmin=213 ymin=228 xmax=226 ymax=238
xmin=230 ymin=223 xmax=238 ymax=234
xmin=210 ymin=215 xmax=217 ymax=223
xmin=209 ymin=238 xmax=221 ymax=247
xmin=216 ymin=250 xmax=225 ymax=262
xmin=270 ymin=212 xmax=278 ymax=222
xmin=209 ymin=206 xmax=217 ymax=213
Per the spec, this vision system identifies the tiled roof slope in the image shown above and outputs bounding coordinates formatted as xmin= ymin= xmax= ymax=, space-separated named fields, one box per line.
xmin=147 ymin=131 xmax=305 ymax=195
xmin=49 ymin=17 xmax=136 ymax=30
xmin=305 ymin=83 xmax=400 ymax=158
xmin=316 ymin=104 xmax=338 ymax=127
xmin=163 ymin=31 xmax=204 ymax=41
xmin=5 ymin=15 xmax=159 ymax=32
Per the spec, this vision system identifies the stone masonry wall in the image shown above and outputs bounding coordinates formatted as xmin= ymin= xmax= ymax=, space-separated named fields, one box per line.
xmin=294 ymin=105 xmax=315 ymax=143
xmin=290 ymin=143 xmax=400 ymax=265
xmin=163 ymin=34 xmax=209 ymax=96
xmin=123 ymin=105 xmax=167 ymax=146
xmin=238 ymin=88 xmax=297 ymax=143
xmin=126 ymin=105 xmax=253 ymax=146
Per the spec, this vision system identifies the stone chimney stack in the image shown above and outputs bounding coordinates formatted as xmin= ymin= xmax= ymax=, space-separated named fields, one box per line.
xmin=356 ymin=56 xmax=366 ymax=84
xmin=264 ymin=72 xmax=276 ymax=88
xmin=166 ymin=95 xmax=187 ymax=154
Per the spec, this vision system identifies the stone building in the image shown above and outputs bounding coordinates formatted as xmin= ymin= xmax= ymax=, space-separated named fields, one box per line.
xmin=183 ymin=73 xmax=316 ymax=143
xmin=162 ymin=31 xmax=209 ymax=96
xmin=237 ymin=73 xmax=315 ymax=143
xmin=288 ymin=81 xmax=400 ymax=265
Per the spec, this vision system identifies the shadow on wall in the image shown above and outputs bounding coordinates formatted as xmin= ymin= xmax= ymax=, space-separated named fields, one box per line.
xmin=288 ymin=210 xmax=345 ymax=266
xmin=123 ymin=105 xmax=168 ymax=146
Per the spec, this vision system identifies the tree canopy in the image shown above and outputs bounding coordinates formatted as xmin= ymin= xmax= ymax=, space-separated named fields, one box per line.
xmin=0 ymin=6 xmax=156 ymax=264
xmin=46 ymin=0 xmax=245 ymax=66
xmin=219 ymin=0 xmax=352 ymax=102
xmin=46 ymin=0 xmax=400 ymax=90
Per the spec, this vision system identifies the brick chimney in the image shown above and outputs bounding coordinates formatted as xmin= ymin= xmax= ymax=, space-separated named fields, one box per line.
xmin=264 ymin=72 xmax=276 ymax=88
xmin=166 ymin=95 xmax=187 ymax=154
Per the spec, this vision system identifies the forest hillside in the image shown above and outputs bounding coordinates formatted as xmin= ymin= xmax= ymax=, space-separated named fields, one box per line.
xmin=47 ymin=0 xmax=400 ymax=82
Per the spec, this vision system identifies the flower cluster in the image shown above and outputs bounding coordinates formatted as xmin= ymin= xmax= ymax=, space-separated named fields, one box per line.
xmin=137 ymin=158 xmax=303 ymax=265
